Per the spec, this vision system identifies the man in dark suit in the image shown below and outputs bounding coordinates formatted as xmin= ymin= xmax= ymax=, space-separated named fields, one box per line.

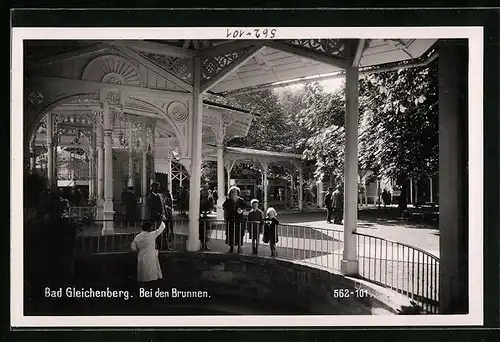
xmin=122 ymin=186 xmax=138 ymax=223
xmin=332 ymin=185 xmax=344 ymax=224
xmin=324 ymin=187 xmax=334 ymax=223
xmin=147 ymin=182 xmax=168 ymax=250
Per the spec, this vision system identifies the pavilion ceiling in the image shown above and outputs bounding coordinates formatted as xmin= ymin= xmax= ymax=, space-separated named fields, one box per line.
xmin=25 ymin=38 xmax=437 ymax=95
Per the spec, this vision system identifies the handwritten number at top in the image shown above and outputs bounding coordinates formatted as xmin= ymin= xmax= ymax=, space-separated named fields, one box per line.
xmin=226 ymin=28 xmax=277 ymax=39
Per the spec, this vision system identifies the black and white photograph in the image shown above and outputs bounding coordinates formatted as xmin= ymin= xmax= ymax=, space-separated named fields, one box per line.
xmin=11 ymin=26 xmax=483 ymax=327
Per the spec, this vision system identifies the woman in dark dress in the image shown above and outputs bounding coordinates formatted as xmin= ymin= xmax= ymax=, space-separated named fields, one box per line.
xmin=263 ymin=207 xmax=279 ymax=257
xmin=222 ymin=186 xmax=248 ymax=253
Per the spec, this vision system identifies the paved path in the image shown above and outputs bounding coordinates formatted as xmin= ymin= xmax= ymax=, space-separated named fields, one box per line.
xmin=277 ymin=212 xmax=439 ymax=257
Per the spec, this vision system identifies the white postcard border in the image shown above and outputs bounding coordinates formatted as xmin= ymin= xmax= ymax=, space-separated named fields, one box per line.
xmin=11 ymin=26 xmax=484 ymax=327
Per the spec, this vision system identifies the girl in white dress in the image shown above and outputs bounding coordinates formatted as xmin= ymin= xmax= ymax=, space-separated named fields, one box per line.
xmin=131 ymin=220 xmax=166 ymax=283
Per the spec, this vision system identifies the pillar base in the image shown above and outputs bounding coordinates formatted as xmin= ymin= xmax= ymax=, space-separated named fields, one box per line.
xmin=96 ymin=204 xmax=104 ymax=220
xmin=186 ymin=237 xmax=200 ymax=252
xmin=216 ymin=205 xmax=224 ymax=220
xmin=101 ymin=211 xmax=115 ymax=235
xmin=101 ymin=200 xmax=114 ymax=234
xmin=340 ymin=259 xmax=359 ymax=276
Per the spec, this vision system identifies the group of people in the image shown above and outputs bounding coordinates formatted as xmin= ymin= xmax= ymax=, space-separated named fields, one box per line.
xmin=130 ymin=184 xmax=280 ymax=284
xmin=324 ymin=185 xmax=343 ymax=224
xmin=219 ymin=186 xmax=279 ymax=256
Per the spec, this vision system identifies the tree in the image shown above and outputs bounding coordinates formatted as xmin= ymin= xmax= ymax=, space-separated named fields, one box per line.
xmin=293 ymin=82 xmax=346 ymax=185
xmin=358 ymin=61 xmax=439 ymax=210
xmin=224 ymin=89 xmax=298 ymax=152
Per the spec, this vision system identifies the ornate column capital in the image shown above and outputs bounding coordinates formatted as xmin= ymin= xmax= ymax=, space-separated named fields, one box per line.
xmin=259 ymin=159 xmax=269 ymax=173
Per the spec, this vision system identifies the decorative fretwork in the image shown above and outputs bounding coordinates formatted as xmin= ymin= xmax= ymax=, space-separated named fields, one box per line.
xmin=202 ymin=113 xmax=218 ymax=125
xmin=106 ymin=91 xmax=121 ymax=106
xmin=146 ymin=125 xmax=154 ymax=152
xmin=221 ymin=113 xmax=235 ymax=127
xmin=167 ymin=102 xmax=188 ymax=122
xmin=82 ymin=55 xmax=142 ymax=87
xmin=28 ymin=92 xmax=45 ymax=107
xmin=95 ymin=108 xmax=104 ymax=127
xmin=54 ymin=113 xmax=95 ymax=127
xmin=112 ymin=128 xmax=129 ymax=149
xmin=68 ymin=93 xmax=100 ymax=105
xmin=171 ymin=160 xmax=190 ymax=186
xmin=284 ymin=39 xmax=345 ymax=58
xmin=54 ymin=126 xmax=92 ymax=149
xmin=202 ymin=127 xmax=216 ymax=145
xmin=138 ymin=52 xmax=193 ymax=84
xmin=202 ymin=47 xmax=250 ymax=81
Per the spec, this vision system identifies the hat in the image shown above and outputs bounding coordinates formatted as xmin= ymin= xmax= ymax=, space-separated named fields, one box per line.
xmin=250 ymin=199 xmax=259 ymax=205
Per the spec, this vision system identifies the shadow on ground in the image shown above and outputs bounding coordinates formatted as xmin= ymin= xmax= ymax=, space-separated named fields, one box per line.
xmin=280 ymin=209 xmax=438 ymax=230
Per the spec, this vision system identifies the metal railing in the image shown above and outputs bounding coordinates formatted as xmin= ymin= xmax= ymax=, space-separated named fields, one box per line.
xmin=74 ymin=219 xmax=189 ymax=255
xmin=73 ymin=218 xmax=439 ymax=313
xmin=355 ymin=233 xmax=439 ymax=313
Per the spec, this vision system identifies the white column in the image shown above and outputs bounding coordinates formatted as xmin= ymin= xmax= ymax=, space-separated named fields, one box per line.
xmin=226 ymin=161 xmax=232 ymax=191
xmin=429 ymin=177 xmax=433 ymax=203
xmin=298 ymin=165 xmax=303 ymax=211
xmin=290 ymin=171 xmax=295 ymax=207
xmin=141 ymin=118 xmax=148 ymax=219
xmin=216 ymin=142 xmax=225 ymax=220
xmin=92 ymin=130 xmax=97 ymax=198
xmin=151 ymin=124 xmax=156 ymax=182
xmin=167 ymin=153 xmax=173 ymax=192
xmin=53 ymin=139 xmax=58 ymax=187
xmin=88 ymin=138 xmax=95 ymax=199
xmin=317 ymin=181 xmax=324 ymax=207
xmin=29 ymin=134 xmax=36 ymax=171
xmin=341 ymin=65 xmax=359 ymax=275
xmin=127 ymin=120 xmax=134 ymax=187
xmin=261 ymin=161 xmax=269 ymax=212
xmin=46 ymin=113 xmax=54 ymax=189
xmin=415 ymin=181 xmax=419 ymax=204
xmin=409 ymin=178 xmax=414 ymax=204
xmin=186 ymin=56 xmax=203 ymax=252
xmin=102 ymin=105 xmax=115 ymax=234
xmin=97 ymin=123 xmax=104 ymax=204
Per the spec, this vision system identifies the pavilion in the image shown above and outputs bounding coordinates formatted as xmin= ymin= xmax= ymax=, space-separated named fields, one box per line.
xmin=23 ymin=38 xmax=468 ymax=313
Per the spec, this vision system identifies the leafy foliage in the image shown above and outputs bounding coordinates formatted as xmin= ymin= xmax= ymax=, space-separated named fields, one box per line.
xmin=358 ymin=62 xmax=439 ymax=181
xmin=203 ymin=62 xmax=438 ymax=198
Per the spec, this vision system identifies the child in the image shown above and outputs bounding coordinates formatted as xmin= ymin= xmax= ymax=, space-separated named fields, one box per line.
xmin=246 ymin=199 xmax=264 ymax=255
xmin=131 ymin=220 xmax=166 ymax=284
xmin=263 ymin=207 xmax=279 ymax=257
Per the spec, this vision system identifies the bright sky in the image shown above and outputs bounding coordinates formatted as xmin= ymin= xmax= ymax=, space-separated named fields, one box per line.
xmin=274 ymin=76 xmax=345 ymax=95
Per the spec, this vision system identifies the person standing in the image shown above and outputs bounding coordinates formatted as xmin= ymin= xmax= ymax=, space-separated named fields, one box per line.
xmin=332 ymin=185 xmax=344 ymax=224
xmin=161 ymin=186 xmax=174 ymax=250
xmin=131 ymin=220 xmax=166 ymax=284
xmin=222 ymin=186 xmax=248 ymax=253
xmin=263 ymin=207 xmax=279 ymax=257
xmin=246 ymin=199 xmax=264 ymax=255
xmin=146 ymin=182 xmax=167 ymax=250
xmin=122 ymin=186 xmax=138 ymax=224
xmin=212 ymin=188 xmax=218 ymax=212
xmin=324 ymin=187 xmax=334 ymax=223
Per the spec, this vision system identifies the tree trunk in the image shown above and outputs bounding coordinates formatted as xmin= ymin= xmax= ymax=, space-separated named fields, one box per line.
xmin=397 ymin=175 xmax=408 ymax=213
